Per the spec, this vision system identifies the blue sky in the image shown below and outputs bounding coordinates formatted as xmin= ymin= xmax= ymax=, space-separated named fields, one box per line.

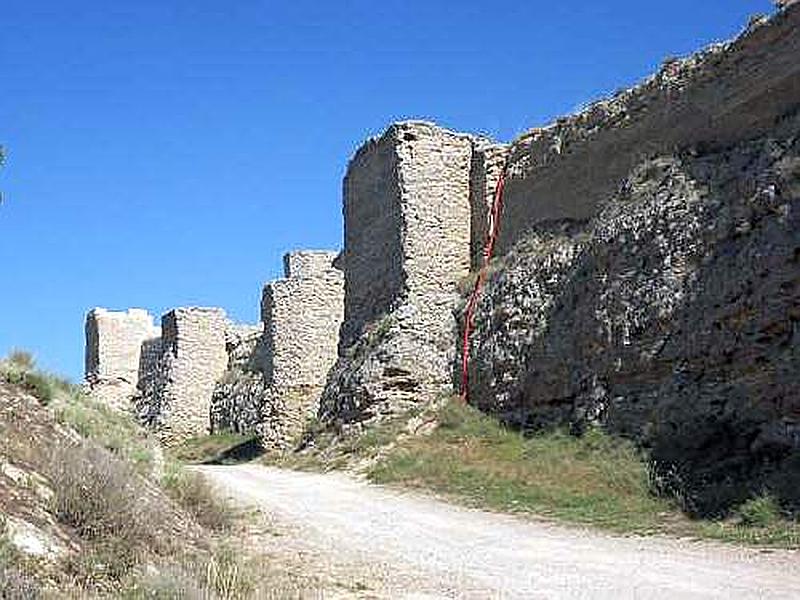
xmin=0 ymin=0 xmax=774 ymax=379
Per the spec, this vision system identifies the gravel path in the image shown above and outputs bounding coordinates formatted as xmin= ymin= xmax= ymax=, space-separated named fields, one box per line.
xmin=197 ymin=464 xmax=800 ymax=599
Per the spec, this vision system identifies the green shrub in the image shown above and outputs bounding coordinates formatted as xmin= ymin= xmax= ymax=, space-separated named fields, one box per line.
xmin=1 ymin=350 xmax=74 ymax=406
xmin=735 ymin=494 xmax=782 ymax=527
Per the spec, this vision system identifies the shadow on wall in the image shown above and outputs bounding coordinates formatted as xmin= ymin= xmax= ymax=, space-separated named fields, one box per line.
xmin=468 ymin=117 xmax=800 ymax=518
xmin=201 ymin=437 xmax=266 ymax=465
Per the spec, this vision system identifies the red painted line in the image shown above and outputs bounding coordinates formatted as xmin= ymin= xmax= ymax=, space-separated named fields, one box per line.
xmin=460 ymin=164 xmax=507 ymax=401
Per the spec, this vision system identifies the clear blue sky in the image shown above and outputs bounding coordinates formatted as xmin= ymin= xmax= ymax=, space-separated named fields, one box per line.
xmin=0 ymin=0 xmax=774 ymax=380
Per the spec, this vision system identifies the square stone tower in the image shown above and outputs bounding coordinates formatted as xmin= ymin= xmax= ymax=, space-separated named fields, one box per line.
xmin=154 ymin=307 xmax=229 ymax=442
xmin=262 ymin=251 xmax=344 ymax=390
xmin=338 ymin=121 xmax=473 ymax=350
xmin=321 ymin=121 xmax=473 ymax=425
xmin=84 ymin=308 xmax=160 ymax=409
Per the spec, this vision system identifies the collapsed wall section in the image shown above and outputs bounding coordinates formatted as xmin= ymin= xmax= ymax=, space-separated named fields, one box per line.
xmin=321 ymin=121 xmax=473 ymax=425
xmin=495 ymin=6 xmax=800 ymax=255
xmin=84 ymin=308 xmax=160 ymax=410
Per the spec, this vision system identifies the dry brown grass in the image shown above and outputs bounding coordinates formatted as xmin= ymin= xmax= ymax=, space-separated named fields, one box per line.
xmin=162 ymin=466 xmax=235 ymax=533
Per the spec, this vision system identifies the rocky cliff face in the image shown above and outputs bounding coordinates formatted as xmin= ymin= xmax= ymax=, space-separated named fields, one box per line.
xmin=468 ymin=112 xmax=800 ymax=516
xmin=496 ymin=7 xmax=800 ymax=255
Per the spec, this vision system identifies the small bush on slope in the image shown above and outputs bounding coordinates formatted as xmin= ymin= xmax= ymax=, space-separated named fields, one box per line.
xmin=0 ymin=353 xmax=72 ymax=406
xmin=54 ymin=388 xmax=156 ymax=475
xmin=162 ymin=464 xmax=234 ymax=532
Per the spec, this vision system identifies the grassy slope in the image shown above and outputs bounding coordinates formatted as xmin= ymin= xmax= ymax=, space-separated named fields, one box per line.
xmin=0 ymin=353 xmax=315 ymax=598
xmin=368 ymin=401 xmax=800 ymax=547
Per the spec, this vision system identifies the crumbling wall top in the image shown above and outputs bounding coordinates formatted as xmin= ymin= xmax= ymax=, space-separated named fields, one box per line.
xmin=283 ymin=250 xmax=340 ymax=280
xmin=84 ymin=307 xmax=160 ymax=384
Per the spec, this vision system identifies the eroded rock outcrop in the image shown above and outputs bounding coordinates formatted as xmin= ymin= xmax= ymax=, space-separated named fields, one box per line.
xmin=468 ymin=114 xmax=800 ymax=515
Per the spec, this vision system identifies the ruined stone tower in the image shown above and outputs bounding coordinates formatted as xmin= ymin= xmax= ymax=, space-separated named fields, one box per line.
xmin=84 ymin=308 xmax=160 ymax=410
xmin=210 ymin=250 xmax=345 ymax=449
xmin=262 ymin=251 xmax=343 ymax=391
xmin=320 ymin=121 xmax=473 ymax=425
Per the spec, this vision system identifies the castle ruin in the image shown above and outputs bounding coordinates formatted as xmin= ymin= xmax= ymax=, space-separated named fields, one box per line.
xmin=84 ymin=4 xmax=800 ymax=496
xmin=87 ymin=251 xmax=344 ymax=446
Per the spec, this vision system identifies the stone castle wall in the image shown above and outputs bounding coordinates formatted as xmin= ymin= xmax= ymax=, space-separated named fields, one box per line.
xmin=495 ymin=7 xmax=800 ymax=255
xmin=85 ymin=7 xmax=800 ymax=469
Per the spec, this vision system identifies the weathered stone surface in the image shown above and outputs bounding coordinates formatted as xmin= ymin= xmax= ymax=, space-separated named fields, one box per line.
xmin=495 ymin=5 xmax=800 ymax=256
xmin=210 ymin=250 xmax=344 ymax=449
xmin=84 ymin=308 xmax=160 ymax=410
xmin=469 ymin=142 xmax=509 ymax=269
xmin=321 ymin=122 xmax=473 ymax=426
xmin=468 ymin=115 xmax=800 ymax=515
xmin=262 ymin=257 xmax=344 ymax=389
xmin=283 ymin=250 xmax=340 ymax=280
xmin=224 ymin=322 xmax=264 ymax=370
xmin=136 ymin=307 xmax=229 ymax=444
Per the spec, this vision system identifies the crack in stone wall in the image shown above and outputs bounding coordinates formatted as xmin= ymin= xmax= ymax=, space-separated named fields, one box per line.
xmin=469 ymin=142 xmax=509 ymax=269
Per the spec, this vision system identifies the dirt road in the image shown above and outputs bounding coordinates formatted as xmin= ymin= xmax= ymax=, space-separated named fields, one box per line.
xmin=198 ymin=464 xmax=800 ymax=599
